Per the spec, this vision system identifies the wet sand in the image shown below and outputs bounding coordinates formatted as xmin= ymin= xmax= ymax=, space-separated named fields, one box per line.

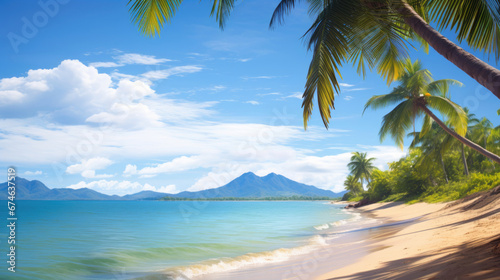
xmin=195 ymin=203 xmax=420 ymax=280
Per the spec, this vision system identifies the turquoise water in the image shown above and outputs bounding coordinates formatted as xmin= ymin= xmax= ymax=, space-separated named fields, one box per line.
xmin=1 ymin=201 xmax=356 ymax=280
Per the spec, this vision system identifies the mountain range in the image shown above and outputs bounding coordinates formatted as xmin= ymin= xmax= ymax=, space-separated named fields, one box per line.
xmin=0 ymin=172 xmax=345 ymax=200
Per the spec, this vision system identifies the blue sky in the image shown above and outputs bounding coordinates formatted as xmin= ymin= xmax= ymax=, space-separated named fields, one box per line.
xmin=0 ymin=0 xmax=499 ymax=194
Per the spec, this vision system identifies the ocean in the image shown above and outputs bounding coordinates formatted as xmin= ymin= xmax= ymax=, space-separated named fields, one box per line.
xmin=1 ymin=200 xmax=379 ymax=280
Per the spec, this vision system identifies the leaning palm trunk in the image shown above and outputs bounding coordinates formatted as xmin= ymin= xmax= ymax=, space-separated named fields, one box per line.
xmin=420 ymin=106 xmax=500 ymax=164
xmin=461 ymin=145 xmax=469 ymax=176
xmin=398 ymin=2 xmax=500 ymax=99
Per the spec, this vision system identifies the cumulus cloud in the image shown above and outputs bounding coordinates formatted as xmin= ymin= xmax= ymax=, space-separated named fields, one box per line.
xmin=246 ymin=101 xmax=259 ymax=105
xmin=0 ymin=60 xmax=210 ymax=127
xmin=127 ymin=156 xmax=205 ymax=177
xmin=66 ymin=157 xmax=113 ymax=178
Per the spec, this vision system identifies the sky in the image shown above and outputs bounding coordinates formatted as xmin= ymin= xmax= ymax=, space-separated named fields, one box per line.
xmin=0 ymin=0 xmax=499 ymax=195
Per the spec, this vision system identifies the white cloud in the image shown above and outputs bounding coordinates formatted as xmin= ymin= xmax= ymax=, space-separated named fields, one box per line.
xmin=246 ymin=101 xmax=259 ymax=105
xmin=66 ymin=157 xmax=113 ymax=178
xmin=141 ymin=66 xmax=202 ymax=81
xmin=123 ymin=164 xmax=138 ymax=177
xmin=66 ymin=180 xmax=178 ymax=195
xmin=344 ymin=88 xmax=369 ymax=92
xmin=116 ymin=53 xmax=171 ymax=65
xmin=0 ymin=60 xmax=209 ymax=127
xmin=344 ymin=95 xmax=353 ymax=101
xmin=90 ymin=53 xmax=171 ymax=68
xmin=133 ymin=156 xmax=205 ymax=176
xmin=90 ymin=62 xmax=122 ymax=68
xmin=0 ymin=90 xmax=24 ymax=105
xmin=238 ymin=58 xmax=251 ymax=62
xmin=242 ymin=76 xmax=275 ymax=80
xmin=24 ymin=170 xmax=42 ymax=176
xmin=258 ymin=92 xmax=281 ymax=96
xmin=339 ymin=83 xmax=355 ymax=87
xmin=285 ymin=92 xmax=302 ymax=99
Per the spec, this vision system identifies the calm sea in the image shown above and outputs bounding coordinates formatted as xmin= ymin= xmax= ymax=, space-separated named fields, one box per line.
xmin=0 ymin=200 xmax=372 ymax=280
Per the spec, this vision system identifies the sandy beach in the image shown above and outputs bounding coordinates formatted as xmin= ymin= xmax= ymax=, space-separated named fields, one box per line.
xmin=318 ymin=186 xmax=500 ymax=280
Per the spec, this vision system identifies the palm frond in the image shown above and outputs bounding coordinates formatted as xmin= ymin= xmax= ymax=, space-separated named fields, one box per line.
xmin=363 ymin=92 xmax=406 ymax=114
xmin=302 ymin=0 xmax=358 ymax=128
xmin=269 ymin=0 xmax=298 ymax=28
xmin=210 ymin=0 xmax=236 ymax=29
xmin=128 ymin=0 xmax=183 ymax=36
xmin=349 ymin=6 xmax=411 ymax=84
xmin=425 ymin=0 xmax=500 ymax=59
xmin=426 ymin=79 xmax=463 ymax=97
xmin=379 ymin=99 xmax=415 ymax=149
xmin=420 ymin=113 xmax=433 ymax=136
xmin=425 ymin=95 xmax=467 ymax=136
xmin=406 ymin=68 xmax=432 ymax=94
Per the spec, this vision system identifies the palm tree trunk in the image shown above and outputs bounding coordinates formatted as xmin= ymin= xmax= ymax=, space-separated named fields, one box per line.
xmin=461 ymin=144 xmax=469 ymax=176
xmin=420 ymin=105 xmax=500 ymax=164
xmin=439 ymin=153 xmax=449 ymax=184
xmin=398 ymin=2 xmax=500 ymax=99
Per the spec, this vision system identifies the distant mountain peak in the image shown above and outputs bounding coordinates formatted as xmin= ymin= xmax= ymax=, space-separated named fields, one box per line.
xmin=172 ymin=171 xmax=344 ymax=199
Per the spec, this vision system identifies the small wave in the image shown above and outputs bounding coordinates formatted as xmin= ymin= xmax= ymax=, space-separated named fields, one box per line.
xmin=314 ymin=212 xmax=364 ymax=231
xmin=168 ymin=235 xmax=328 ymax=279
xmin=314 ymin=223 xmax=330 ymax=230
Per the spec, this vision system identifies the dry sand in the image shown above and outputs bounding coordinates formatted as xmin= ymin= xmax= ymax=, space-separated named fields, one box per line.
xmin=318 ymin=186 xmax=500 ymax=280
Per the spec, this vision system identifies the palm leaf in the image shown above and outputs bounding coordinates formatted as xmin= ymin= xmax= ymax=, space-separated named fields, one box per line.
xmin=425 ymin=0 xmax=500 ymax=59
xmin=363 ymin=91 xmax=406 ymax=114
xmin=128 ymin=0 xmax=183 ymax=36
xmin=302 ymin=0 xmax=358 ymax=128
xmin=426 ymin=79 xmax=463 ymax=97
xmin=420 ymin=113 xmax=433 ymax=136
xmin=379 ymin=99 xmax=415 ymax=149
xmin=269 ymin=0 xmax=298 ymax=28
xmin=425 ymin=95 xmax=467 ymax=136
xmin=210 ymin=0 xmax=236 ymax=29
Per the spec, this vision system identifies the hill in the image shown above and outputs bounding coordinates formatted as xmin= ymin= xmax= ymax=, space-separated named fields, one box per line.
xmin=171 ymin=172 xmax=345 ymax=199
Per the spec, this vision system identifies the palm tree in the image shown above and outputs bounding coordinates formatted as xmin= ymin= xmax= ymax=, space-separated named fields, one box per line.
xmin=471 ymin=117 xmax=494 ymax=149
xmin=347 ymin=152 xmax=377 ymax=189
xmin=364 ymin=59 xmax=500 ymax=164
xmin=127 ymin=0 xmax=500 ymax=128
xmin=343 ymin=174 xmax=363 ymax=196
xmin=451 ymin=107 xmax=479 ymax=176
xmin=409 ymin=123 xmax=451 ymax=183
xmin=471 ymin=117 xmax=496 ymax=168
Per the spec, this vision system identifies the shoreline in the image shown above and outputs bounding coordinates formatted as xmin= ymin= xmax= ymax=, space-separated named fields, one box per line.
xmin=317 ymin=194 xmax=500 ymax=279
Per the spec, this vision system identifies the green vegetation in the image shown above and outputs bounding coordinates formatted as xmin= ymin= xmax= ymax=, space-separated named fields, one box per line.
xmin=343 ymin=119 xmax=500 ymax=203
xmin=342 ymin=60 xmax=500 ymax=204
xmin=159 ymin=195 xmax=339 ymax=201
xmin=343 ymin=150 xmax=500 ymax=204
xmin=347 ymin=152 xmax=377 ymax=189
